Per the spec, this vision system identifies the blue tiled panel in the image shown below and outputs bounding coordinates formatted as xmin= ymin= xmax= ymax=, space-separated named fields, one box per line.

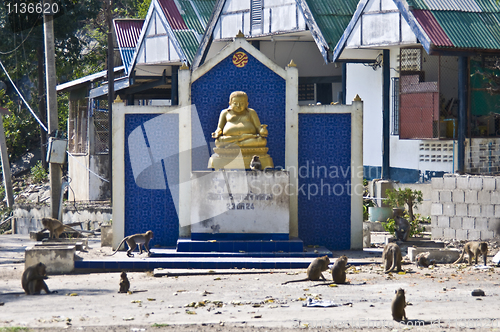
xmin=298 ymin=114 xmax=351 ymax=250
xmin=191 ymin=48 xmax=286 ymax=170
xmin=124 ymin=114 xmax=180 ymax=246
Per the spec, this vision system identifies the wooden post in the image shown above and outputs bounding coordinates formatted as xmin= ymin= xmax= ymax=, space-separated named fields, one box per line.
xmin=0 ymin=107 xmax=14 ymax=207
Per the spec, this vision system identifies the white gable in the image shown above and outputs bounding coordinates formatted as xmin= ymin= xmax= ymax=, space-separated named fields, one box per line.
xmin=213 ymin=0 xmax=306 ymax=39
xmin=345 ymin=0 xmax=417 ymax=49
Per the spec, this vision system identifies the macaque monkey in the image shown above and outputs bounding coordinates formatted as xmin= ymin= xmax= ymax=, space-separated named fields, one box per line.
xmin=22 ymin=262 xmax=56 ymax=295
xmin=109 ymin=231 xmax=154 ymax=257
xmin=453 ymin=241 xmax=488 ymax=266
xmin=118 ymin=272 xmax=130 ymax=293
xmin=391 ymin=288 xmax=407 ymax=321
xmin=395 ymin=215 xmax=410 ymax=242
xmin=331 ymin=255 xmax=348 ymax=284
xmin=249 ymin=155 xmax=262 ymax=171
xmin=382 ymin=243 xmax=402 ymax=273
xmin=415 ymin=252 xmax=435 ymax=268
xmin=39 ymin=217 xmax=83 ymax=239
xmin=282 ymin=256 xmax=330 ymax=284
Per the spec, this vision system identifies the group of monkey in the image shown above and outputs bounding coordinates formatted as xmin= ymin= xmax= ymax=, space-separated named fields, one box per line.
xmin=29 ymin=218 xmax=490 ymax=322
xmin=280 ymin=239 xmax=489 ymax=322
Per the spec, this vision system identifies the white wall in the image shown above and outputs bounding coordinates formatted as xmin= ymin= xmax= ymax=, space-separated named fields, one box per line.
xmin=346 ymin=62 xmax=383 ymax=167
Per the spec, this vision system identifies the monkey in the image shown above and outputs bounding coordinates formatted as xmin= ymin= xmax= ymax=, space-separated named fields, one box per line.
xmin=415 ymin=252 xmax=436 ymax=268
xmin=108 ymin=231 xmax=154 ymax=257
xmin=282 ymin=256 xmax=330 ymax=284
xmin=249 ymin=155 xmax=262 ymax=171
xmin=382 ymin=243 xmax=402 ymax=273
xmin=453 ymin=241 xmax=488 ymax=266
xmin=118 ymin=272 xmax=130 ymax=293
xmin=22 ymin=262 xmax=57 ymax=295
xmin=395 ymin=215 xmax=410 ymax=242
xmin=331 ymin=255 xmax=348 ymax=284
xmin=391 ymin=288 xmax=407 ymax=321
xmin=39 ymin=217 xmax=83 ymax=239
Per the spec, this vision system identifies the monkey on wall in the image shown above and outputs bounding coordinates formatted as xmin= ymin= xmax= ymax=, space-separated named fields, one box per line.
xmin=249 ymin=155 xmax=262 ymax=171
xmin=382 ymin=243 xmax=402 ymax=273
xmin=453 ymin=241 xmax=488 ymax=266
xmin=22 ymin=262 xmax=57 ymax=295
xmin=39 ymin=217 xmax=83 ymax=239
xmin=108 ymin=231 xmax=154 ymax=257
xmin=282 ymin=256 xmax=330 ymax=284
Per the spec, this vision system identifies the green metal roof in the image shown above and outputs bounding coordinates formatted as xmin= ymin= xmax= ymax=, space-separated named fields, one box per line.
xmin=174 ymin=30 xmax=200 ymax=64
xmin=304 ymin=0 xmax=359 ymax=50
xmin=178 ymin=0 xmax=205 ymax=35
xmin=190 ymin=0 xmax=216 ymax=27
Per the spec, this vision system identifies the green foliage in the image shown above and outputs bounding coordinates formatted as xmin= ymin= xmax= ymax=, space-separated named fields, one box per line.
xmin=383 ymin=213 xmax=428 ymax=238
xmin=137 ymin=0 xmax=152 ymax=18
xmin=385 ymin=188 xmax=423 ymax=221
xmin=0 ymin=89 xmax=39 ymax=160
xmin=31 ymin=160 xmax=48 ymax=183
xmin=0 ymin=327 xmax=30 ymax=332
xmin=363 ymin=179 xmax=375 ymax=220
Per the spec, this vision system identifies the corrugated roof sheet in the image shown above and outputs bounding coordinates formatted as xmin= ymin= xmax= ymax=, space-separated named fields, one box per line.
xmin=304 ymin=0 xmax=359 ymax=49
xmin=190 ymin=0 xmax=216 ymax=26
xmin=114 ymin=19 xmax=144 ymax=48
xmin=158 ymin=0 xmax=188 ymax=30
xmin=173 ymin=30 xmax=200 ymax=64
xmin=121 ymin=48 xmax=136 ymax=73
xmin=178 ymin=0 xmax=205 ymax=35
xmin=412 ymin=10 xmax=453 ymax=47
xmin=407 ymin=0 xmax=500 ymax=50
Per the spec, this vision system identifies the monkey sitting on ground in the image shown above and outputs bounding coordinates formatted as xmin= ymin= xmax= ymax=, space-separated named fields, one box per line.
xmin=415 ymin=252 xmax=436 ymax=268
xmin=108 ymin=231 xmax=154 ymax=257
xmin=249 ymin=155 xmax=262 ymax=171
xmin=22 ymin=262 xmax=57 ymax=295
xmin=331 ymin=255 xmax=348 ymax=284
xmin=453 ymin=241 xmax=488 ymax=266
xmin=118 ymin=272 xmax=130 ymax=293
xmin=282 ymin=256 xmax=330 ymax=284
xmin=395 ymin=215 xmax=410 ymax=242
xmin=382 ymin=243 xmax=402 ymax=273
xmin=39 ymin=217 xmax=83 ymax=239
xmin=391 ymin=288 xmax=407 ymax=321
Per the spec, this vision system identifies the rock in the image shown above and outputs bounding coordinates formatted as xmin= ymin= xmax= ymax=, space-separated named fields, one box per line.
xmin=471 ymin=289 xmax=485 ymax=296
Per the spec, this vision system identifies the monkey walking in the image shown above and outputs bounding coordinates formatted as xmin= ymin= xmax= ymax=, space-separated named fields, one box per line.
xmin=453 ymin=241 xmax=488 ymax=266
xmin=331 ymin=255 xmax=348 ymax=284
xmin=118 ymin=272 xmax=130 ymax=293
xmin=282 ymin=256 xmax=330 ymax=285
xmin=391 ymin=288 xmax=407 ymax=321
xmin=22 ymin=262 xmax=57 ymax=295
xmin=39 ymin=217 xmax=84 ymax=239
xmin=382 ymin=243 xmax=402 ymax=273
xmin=108 ymin=231 xmax=154 ymax=257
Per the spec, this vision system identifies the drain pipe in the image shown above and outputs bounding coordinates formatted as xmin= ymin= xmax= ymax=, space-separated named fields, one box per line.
xmin=58 ymin=181 xmax=69 ymax=221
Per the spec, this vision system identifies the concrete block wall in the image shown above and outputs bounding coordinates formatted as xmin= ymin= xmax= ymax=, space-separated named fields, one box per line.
xmin=466 ymin=138 xmax=500 ymax=174
xmin=431 ymin=174 xmax=500 ymax=240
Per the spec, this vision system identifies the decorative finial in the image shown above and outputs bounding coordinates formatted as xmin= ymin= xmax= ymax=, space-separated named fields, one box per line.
xmin=287 ymin=59 xmax=297 ymax=67
xmin=114 ymin=95 xmax=123 ymax=103
xmin=180 ymin=62 xmax=189 ymax=70
xmin=353 ymin=94 xmax=362 ymax=101
xmin=236 ymin=30 xmax=245 ymax=38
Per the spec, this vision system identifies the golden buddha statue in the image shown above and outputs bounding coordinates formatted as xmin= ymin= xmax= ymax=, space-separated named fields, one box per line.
xmin=208 ymin=91 xmax=274 ymax=169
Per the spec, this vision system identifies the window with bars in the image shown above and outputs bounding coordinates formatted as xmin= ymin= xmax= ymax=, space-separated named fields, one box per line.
xmin=250 ymin=0 xmax=263 ymax=33
xmin=299 ymin=83 xmax=314 ymax=102
xmin=68 ymin=99 xmax=88 ymax=154
xmin=391 ymin=77 xmax=400 ymax=135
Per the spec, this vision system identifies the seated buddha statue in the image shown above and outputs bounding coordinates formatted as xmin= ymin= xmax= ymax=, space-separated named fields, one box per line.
xmin=208 ymin=91 xmax=273 ymax=169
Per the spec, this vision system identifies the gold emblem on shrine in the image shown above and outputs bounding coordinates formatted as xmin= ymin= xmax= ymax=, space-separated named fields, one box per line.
xmin=232 ymin=52 xmax=248 ymax=68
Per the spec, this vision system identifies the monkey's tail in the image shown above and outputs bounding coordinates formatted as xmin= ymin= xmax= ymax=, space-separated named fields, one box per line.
xmin=385 ymin=252 xmax=398 ymax=273
xmin=107 ymin=239 xmax=126 ymax=256
xmin=281 ymin=278 xmax=309 ymax=285
xmin=453 ymin=250 xmax=465 ymax=264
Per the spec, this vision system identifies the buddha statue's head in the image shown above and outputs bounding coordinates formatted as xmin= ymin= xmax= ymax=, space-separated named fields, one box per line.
xmin=229 ymin=91 xmax=249 ymax=114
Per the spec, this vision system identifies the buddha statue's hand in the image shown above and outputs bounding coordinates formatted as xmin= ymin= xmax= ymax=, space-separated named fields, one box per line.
xmin=259 ymin=124 xmax=268 ymax=138
xmin=212 ymin=129 xmax=222 ymax=139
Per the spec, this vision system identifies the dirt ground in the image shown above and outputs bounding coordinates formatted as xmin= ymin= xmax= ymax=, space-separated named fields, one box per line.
xmin=1 ymin=235 xmax=500 ymax=332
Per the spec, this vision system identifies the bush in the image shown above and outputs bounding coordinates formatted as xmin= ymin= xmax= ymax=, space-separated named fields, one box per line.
xmin=383 ymin=213 xmax=428 ymax=237
xmin=30 ymin=161 xmax=48 ymax=183
xmin=385 ymin=187 xmax=423 ymax=221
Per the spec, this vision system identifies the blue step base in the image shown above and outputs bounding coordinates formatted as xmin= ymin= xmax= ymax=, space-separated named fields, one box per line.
xmin=176 ymin=237 xmax=304 ymax=253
